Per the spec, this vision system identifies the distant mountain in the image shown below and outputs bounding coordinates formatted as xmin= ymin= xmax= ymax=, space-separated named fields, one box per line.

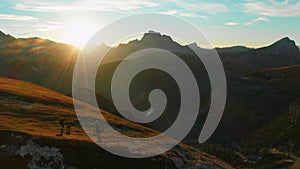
xmin=94 ymin=33 xmax=300 ymax=148
xmin=0 ymin=77 xmax=233 ymax=169
xmin=0 ymin=30 xmax=299 ymax=93
xmin=215 ymin=46 xmax=252 ymax=53
xmin=101 ymin=31 xmax=195 ymax=64
xmin=102 ymin=32 xmax=300 ymax=80
xmin=0 ymin=31 xmax=16 ymax=42
xmin=0 ymin=31 xmax=79 ymax=94
xmin=219 ymin=37 xmax=300 ymax=79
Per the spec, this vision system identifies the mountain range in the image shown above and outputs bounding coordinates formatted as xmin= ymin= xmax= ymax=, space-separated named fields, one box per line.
xmin=1 ymin=30 xmax=300 ymax=168
xmin=0 ymin=30 xmax=299 ymax=94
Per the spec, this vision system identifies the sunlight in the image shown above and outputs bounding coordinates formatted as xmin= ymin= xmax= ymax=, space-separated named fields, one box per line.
xmin=64 ymin=20 xmax=98 ymax=48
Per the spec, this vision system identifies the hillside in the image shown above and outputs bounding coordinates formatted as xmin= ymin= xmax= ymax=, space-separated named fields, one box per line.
xmin=239 ymin=98 xmax=300 ymax=169
xmin=203 ymin=65 xmax=300 ymax=168
xmin=0 ymin=77 xmax=234 ymax=169
xmin=218 ymin=63 xmax=300 ymax=139
xmin=0 ymin=31 xmax=79 ymax=94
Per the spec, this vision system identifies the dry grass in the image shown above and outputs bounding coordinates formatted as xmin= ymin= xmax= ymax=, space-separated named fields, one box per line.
xmin=0 ymin=77 xmax=159 ymax=142
xmin=0 ymin=77 xmax=234 ymax=168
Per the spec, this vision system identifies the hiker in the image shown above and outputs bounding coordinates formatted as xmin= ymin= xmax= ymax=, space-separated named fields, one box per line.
xmin=56 ymin=125 xmax=64 ymax=137
xmin=66 ymin=123 xmax=71 ymax=135
xmin=60 ymin=126 xmax=64 ymax=136
xmin=95 ymin=121 xmax=103 ymax=135
xmin=59 ymin=118 xmax=65 ymax=128
xmin=56 ymin=118 xmax=65 ymax=137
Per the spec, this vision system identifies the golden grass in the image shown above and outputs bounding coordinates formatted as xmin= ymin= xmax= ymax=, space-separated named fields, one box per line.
xmin=0 ymin=77 xmax=234 ymax=168
xmin=0 ymin=77 xmax=159 ymax=141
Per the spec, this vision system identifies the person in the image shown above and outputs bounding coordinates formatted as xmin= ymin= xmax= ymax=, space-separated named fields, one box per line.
xmin=56 ymin=126 xmax=64 ymax=137
xmin=56 ymin=118 xmax=65 ymax=136
xmin=66 ymin=123 xmax=71 ymax=135
xmin=95 ymin=122 xmax=100 ymax=134
xmin=60 ymin=126 xmax=64 ymax=136
xmin=95 ymin=121 xmax=104 ymax=135
xmin=59 ymin=118 xmax=65 ymax=128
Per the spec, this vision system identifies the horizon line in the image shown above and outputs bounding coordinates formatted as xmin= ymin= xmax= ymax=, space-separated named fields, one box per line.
xmin=1 ymin=30 xmax=299 ymax=50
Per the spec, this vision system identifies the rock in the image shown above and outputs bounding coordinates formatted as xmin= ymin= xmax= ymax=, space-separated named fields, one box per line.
xmin=0 ymin=144 xmax=6 ymax=149
xmin=13 ymin=139 xmax=66 ymax=169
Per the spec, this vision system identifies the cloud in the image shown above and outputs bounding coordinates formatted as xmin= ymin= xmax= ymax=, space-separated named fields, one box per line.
xmin=160 ymin=10 xmax=207 ymax=19
xmin=34 ymin=21 xmax=64 ymax=32
xmin=225 ymin=22 xmax=240 ymax=26
xmin=9 ymin=20 xmax=64 ymax=32
xmin=14 ymin=0 xmax=229 ymax=17
xmin=245 ymin=17 xmax=269 ymax=26
xmin=167 ymin=0 xmax=230 ymax=15
xmin=243 ymin=1 xmax=300 ymax=17
xmin=190 ymin=3 xmax=230 ymax=14
xmin=14 ymin=0 xmax=160 ymax=13
xmin=0 ymin=14 xmax=38 ymax=21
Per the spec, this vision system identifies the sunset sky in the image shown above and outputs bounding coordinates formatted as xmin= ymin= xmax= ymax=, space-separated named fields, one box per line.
xmin=0 ymin=0 xmax=299 ymax=47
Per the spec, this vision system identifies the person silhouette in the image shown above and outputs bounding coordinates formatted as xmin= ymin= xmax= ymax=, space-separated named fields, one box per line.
xmin=95 ymin=122 xmax=100 ymax=134
xmin=66 ymin=123 xmax=71 ymax=135
xmin=56 ymin=118 xmax=65 ymax=136
xmin=95 ymin=121 xmax=104 ymax=135
xmin=59 ymin=118 xmax=65 ymax=128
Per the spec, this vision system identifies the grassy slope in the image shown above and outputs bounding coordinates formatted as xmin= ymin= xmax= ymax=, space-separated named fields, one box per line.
xmin=0 ymin=77 xmax=159 ymax=140
xmin=0 ymin=77 xmax=233 ymax=169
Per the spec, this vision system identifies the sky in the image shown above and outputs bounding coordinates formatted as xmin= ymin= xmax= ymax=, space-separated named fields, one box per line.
xmin=0 ymin=0 xmax=299 ymax=48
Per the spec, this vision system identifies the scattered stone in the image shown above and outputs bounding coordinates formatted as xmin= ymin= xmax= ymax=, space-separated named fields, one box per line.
xmin=0 ymin=144 xmax=6 ymax=149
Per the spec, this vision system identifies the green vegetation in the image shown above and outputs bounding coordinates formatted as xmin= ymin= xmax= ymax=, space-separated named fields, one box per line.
xmin=241 ymin=98 xmax=300 ymax=155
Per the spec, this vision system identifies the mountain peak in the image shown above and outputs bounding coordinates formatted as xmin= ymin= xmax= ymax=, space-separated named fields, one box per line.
xmin=280 ymin=37 xmax=293 ymax=41
xmin=147 ymin=30 xmax=161 ymax=35
xmin=141 ymin=30 xmax=175 ymax=43
xmin=0 ymin=30 xmax=16 ymax=41
xmin=0 ymin=30 xmax=6 ymax=39
xmin=272 ymin=37 xmax=295 ymax=46
xmin=188 ymin=42 xmax=198 ymax=47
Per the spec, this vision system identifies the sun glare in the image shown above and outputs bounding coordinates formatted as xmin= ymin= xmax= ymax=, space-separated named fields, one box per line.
xmin=64 ymin=21 xmax=98 ymax=48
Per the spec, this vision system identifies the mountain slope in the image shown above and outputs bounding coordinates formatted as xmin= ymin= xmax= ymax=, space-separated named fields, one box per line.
xmin=203 ymin=64 xmax=300 ymax=168
xmin=0 ymin=31 xmax=79 ymax=94
xmin=217 ymin=63 xmax=300 ymax=139
xmin=218 ymin=37 xmax=300 ymax=79
xmin=239 ymin=98 xmax=300 ymax=169
xmin=0 ymin=77 xmax=234 ymax=169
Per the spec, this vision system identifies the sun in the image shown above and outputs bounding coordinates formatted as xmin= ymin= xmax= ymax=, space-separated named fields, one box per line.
xmin=64 ymin=21 xmax=98 ymax=48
